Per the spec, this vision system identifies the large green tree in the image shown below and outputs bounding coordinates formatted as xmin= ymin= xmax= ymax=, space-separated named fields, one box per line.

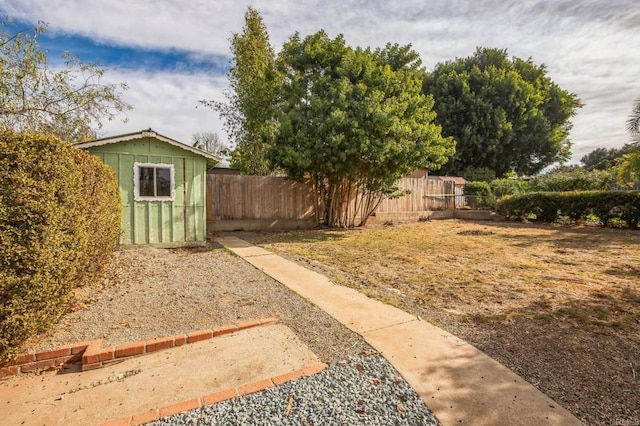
xmin=201 ymin=7 xmax=278 ymax=175
xmin=580 ymin=144 xmax=637 ymax=171
xmin=0 ymin=19 xmax=130 ymax=142
xmin=424 ymin=47 xmax=582 ymax=177
xmin=271 ymin=31 xmax=454 ymax=227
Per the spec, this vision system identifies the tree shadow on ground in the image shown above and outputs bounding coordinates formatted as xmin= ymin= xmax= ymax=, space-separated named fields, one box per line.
xmin=605 ymin=264 xmax=640 ymax=279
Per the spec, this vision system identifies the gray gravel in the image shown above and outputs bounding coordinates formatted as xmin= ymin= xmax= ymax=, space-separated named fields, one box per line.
xmin=152 ymin=355 xmax=438 ymax=426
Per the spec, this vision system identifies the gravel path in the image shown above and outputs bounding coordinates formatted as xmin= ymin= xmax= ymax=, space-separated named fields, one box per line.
xmin=21 ymin=243 xmax=439 ymax=424
xmin=21 ymin=243 xmax=370 ymax=363
xmin=153 ymin=355 xmax=438 ymax=426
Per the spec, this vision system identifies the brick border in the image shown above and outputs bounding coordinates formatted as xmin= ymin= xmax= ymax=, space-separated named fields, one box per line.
xmin=101 ymin=362 xmax=328 ymax=426
xmin=0 ymin=317 xmax=279 ymax=378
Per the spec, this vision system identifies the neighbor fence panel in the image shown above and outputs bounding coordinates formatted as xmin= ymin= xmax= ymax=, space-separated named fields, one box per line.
xmin=376 ymin=178 xmax=454 ymax=212
xmin=206 ymin=174 xmax=316 ymax=221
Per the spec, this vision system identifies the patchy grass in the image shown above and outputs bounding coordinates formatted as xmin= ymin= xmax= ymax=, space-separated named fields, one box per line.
xmin=247 ymin=220 xmax=640 ymax=425
xmin=251 ymin=220 xmax=640 ymax=330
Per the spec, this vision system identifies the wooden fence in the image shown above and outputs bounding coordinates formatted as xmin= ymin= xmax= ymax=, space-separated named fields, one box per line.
xmin=207 ymin=175 xmax=316 ymax=221
xmin=206 ymin=174 xmax=457 ymax=230
xmin=376 ymin=178 xmax=455 ymax=212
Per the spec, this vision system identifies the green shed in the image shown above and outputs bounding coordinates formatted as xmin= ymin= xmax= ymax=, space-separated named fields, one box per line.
xmin=77 ymin=129 xmax=219 ymax=248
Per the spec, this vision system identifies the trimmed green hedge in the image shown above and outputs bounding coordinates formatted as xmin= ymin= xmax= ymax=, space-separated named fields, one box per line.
xmin=0 ymin=131 xmax=121 ymax=360
xmin=496 ymin=191 xmax=640 ymax=227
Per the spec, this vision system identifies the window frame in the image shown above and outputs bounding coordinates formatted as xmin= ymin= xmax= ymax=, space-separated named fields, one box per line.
xmin=133 ymin=162 xmax=176 ymax=202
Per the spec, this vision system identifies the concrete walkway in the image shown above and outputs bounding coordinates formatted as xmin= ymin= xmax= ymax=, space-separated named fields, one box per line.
xmin=217 ymin=236 xmax=583 ymax=426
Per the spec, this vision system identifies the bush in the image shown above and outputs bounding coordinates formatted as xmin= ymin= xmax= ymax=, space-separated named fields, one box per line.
xmin=496 ymin=191 xmax=640 ymax=228
xmin=0 ymin=131 xmax=121 ymax=360
xmin=490 ymin=178 xmax=529 ymax=199
xmin=529 ymin=167 xmax=614 ymax=192
xmin=72 ymin=150 xmax=122 ymax=282
xmin=463 ymin=181 xmax=493 ymax=208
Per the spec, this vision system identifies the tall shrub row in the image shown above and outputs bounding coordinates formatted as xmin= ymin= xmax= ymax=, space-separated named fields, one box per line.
xmin=0 ymin=131 xmax=121 ymax=360
xmin=496 ymin=191 xmax=640 ymax=227
xmin=528 ymin=168 xmax=614 ymax=192
xmin=490 ymin=178 xmax=529 ymax=198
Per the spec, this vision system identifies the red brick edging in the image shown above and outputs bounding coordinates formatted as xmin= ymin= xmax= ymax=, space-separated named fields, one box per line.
xmin=101 ymin=362 xmax=329 ymax=426
xmin=0 ymin=317 xmax=279 ymax=378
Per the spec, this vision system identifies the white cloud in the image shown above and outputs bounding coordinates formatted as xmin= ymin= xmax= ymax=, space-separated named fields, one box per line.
xmin=4 ymin=1 xmax=249 ymax=53
xmin=99 ymin=70 xmax=229 ymax=146
xmin=4 ymin=0 xmax=640 ymax=163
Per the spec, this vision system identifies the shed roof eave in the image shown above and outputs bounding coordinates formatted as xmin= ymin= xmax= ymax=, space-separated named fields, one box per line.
xmin=76 ymin=128 xmax=221 ymax=163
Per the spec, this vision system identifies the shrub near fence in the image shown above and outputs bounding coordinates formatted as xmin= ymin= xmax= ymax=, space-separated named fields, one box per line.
xmin=463 ymin=181 xmax=493 ymax=209
xmin=496 ymin=191 xmax=640 ymax=227
xmin=490 ymin=178 xmax=529 ymax=198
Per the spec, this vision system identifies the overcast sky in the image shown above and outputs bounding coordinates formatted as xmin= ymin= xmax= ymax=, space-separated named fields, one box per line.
xmin=3 ymin=0 xmax=639 ymax=164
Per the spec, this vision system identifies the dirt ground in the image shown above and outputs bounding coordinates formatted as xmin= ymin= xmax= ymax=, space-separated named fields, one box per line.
xmin=20 ymin=243 xmax=371 ymax=363
xmin=243 ymin=220 xmax=640 ymax=426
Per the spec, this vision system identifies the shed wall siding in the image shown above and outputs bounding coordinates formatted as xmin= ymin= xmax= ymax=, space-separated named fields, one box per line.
xmin=87 ymin=138 xmax=207 ymax=247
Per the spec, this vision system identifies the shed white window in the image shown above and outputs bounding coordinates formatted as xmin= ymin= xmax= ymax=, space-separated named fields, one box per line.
xmin=133 ymin=162 xmax=175 ymax=201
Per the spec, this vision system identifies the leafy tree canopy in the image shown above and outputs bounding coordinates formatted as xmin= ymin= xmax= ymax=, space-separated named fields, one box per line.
xmin=270 ymin=31 xmax=454 ymax=227
xmin=461 ymin=166 xmax=496 ymax=183
xmin=200 ymin=7 xmax=279 ymax=175
xmin=424 ymin=47 xmax=582 ymax=177
xmin=0 ymin=18 xmax=131 ymax=143
xmin=580 ymin=144 xmax=637 ymax=171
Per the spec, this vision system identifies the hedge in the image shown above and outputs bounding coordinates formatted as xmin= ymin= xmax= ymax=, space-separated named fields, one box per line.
xmin=490 ymin=178 xmax=529 ymax=198
xmin=496 ymin=191 xmax=640 ymax=227
xmin=463 ymin=181 xmax=493 ymax=209
xmin=0 ymin=131 xmax=121 ymax=360
xmin=528 ymin=169 xmax=613 ymax=192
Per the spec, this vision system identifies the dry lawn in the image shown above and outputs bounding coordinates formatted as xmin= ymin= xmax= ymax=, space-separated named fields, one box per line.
xmin=245 ymin=220 xmax=640 ymax=426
